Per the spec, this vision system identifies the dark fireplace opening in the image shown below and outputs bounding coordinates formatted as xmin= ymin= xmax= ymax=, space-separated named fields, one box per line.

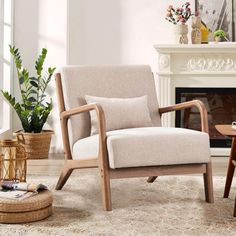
xmin=175 ymin=87 xmax=236 ymax=148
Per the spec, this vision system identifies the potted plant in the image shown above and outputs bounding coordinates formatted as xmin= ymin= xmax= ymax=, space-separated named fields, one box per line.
xmin=213 ymin=29 xmax=229 ymax=42
xmin=1 ymin=46 xmax=56 ymax=159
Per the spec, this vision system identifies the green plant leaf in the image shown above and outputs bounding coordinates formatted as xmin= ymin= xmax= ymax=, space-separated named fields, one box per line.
xmin=19 ymin=76 xmax=24 ymax=84
xmin=1 ymin=90 xmax=16 ymax=106
xmin=48 ymin=67 xmax=56 ymax=74
xmin=30 ymin=77 xmax=38 ymax=81
xmin=29 ymin=89 xmax=37 ymax=94
xmin=35 ymin=48 xmax=47 ymax=76
xmin=2 ymin=45 xmax=56 ymax=133
xmin=30 ymin=80 xmax=38 ymax=87
xmin=28 ymin=97 xmax=37 ymax=102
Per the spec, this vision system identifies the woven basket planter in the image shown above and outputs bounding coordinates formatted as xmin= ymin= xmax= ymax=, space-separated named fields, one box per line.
xmin=14 ymin=130 xmax=54 ymax=159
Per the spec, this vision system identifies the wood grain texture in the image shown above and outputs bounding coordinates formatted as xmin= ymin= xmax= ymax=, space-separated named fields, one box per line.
xmin=110 ymin=164 xmax=206 ymax=179
xmin=55 ymin=73 xmax=72 ymax=160
xmin=55 ymin=73 xmax=112 ymax=210
xmin=223 ymin=137 xmax=236 ymax=198
xmin=203 ymin=162 xmax=214 ymax=203
xmin=215 ymin=125 xmax=236 ymax=137
xmin=215 ymin=125 xmax=236 ymax=199
xmin=55 ymin=159 xmax=98 ymax=190
xmin=159 ymin=100 xmax=209 ymax=133
xmin=147 ymin=176 xmax=158 ymax=183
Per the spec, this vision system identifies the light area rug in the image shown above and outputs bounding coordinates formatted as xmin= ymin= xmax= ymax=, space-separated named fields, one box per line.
xmin=0 ymin=169 xmax=235 ymax=236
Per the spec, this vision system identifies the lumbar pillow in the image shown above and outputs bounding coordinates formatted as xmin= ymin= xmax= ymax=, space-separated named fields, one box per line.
xmin=85 ymin=95 xmax=153 ymax=135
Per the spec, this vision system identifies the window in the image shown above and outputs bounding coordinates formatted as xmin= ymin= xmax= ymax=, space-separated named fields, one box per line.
xmin=0 ymin=0 xmax=13 ymax=136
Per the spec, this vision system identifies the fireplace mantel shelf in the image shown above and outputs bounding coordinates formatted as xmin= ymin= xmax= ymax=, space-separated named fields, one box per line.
xmin=158 ymin=71 xmax=236 ymax=76
xmin=154 ymin=43 xmax=236 ymax=53
xmin=154 ymin=44 xmax=236 ymax=156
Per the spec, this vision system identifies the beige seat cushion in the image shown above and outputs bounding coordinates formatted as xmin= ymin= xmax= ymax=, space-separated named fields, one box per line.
xmin=85 ymin=95 xmax=153 ymax=135
xmin=72 ymin=127 xmax=210 ymax=169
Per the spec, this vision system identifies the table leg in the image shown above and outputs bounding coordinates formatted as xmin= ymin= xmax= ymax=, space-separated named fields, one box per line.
xmin=224 ymin=137 xmax=236 ymax=198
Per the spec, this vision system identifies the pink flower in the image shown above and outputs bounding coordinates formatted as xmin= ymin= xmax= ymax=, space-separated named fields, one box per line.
xmin=176 ymin=8 xmax=184 ymax=14
xmin=165 ymin=3 xmax=192 ymax=25
xmin=167 ymin=5 xmax=173 ymax=10
xmin=177 ymin=15 xmax=183 ymax=20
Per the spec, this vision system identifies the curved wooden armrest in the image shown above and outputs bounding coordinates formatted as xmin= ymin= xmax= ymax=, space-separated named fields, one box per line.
xmin=158 ymin=100 xmax=209 ymax=133
xmin=60 ymin=103 xmax=107 ymax=160
xmin=61 ymin=103 xmax=105 ymax=128
xmin=232 ymin=160 xmax=236 ymax=167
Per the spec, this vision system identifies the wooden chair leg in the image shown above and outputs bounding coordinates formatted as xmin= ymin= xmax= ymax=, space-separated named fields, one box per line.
xmin=100 ymin=167 xmax=112 ymax=211
xmin=147 ymin=176 xmax=158 ymax=183
xmin=56 ymin=163 xmax=73 ymax=190
xmin=203 ymin=162 xmax=214 ymax=203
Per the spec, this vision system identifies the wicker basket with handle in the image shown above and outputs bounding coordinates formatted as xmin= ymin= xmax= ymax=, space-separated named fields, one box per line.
xmin=14 ymin=130 xmax=54 ymax=159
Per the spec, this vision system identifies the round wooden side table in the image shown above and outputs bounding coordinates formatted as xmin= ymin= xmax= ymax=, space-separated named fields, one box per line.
xmin=215 ymin=124 xmax=236 ymax=217
xmin=0 ymin=190 xmax=53 ymax=223
xmin=215 ymin=125 xmax=236 ymax=197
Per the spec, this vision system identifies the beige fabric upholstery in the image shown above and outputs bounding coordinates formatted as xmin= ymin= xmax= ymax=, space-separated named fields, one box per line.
xmin=72 ymin=127 xmax=210 ymax=169
xmin=60 ymin=65 xmax=161 ymax=145
xmin=85 ymin=95 xmax=153 ymax=135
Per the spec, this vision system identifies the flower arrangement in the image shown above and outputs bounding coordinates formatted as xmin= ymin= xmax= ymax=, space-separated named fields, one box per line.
xmin=165 ymin=2 xmax=195 ymax=25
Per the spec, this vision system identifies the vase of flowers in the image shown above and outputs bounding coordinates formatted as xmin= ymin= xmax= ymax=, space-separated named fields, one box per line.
xmin=174 ymin=24 xmax=189 ymax=44
xmin=165 ymin=2 xmax=193 ymax=44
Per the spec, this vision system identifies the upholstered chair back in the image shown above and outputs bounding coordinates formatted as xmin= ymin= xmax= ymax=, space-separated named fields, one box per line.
xmin=60 ymin=65 xmax=161 ymax=145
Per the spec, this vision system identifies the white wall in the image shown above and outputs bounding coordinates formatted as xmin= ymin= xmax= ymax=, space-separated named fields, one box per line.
xmin=13 ymin=0 xmax=195 ymax=153
xmin=13 ymin=0 xmax=67 ymax=153
xmin=68 ymin=0 xmax=195 ymax=68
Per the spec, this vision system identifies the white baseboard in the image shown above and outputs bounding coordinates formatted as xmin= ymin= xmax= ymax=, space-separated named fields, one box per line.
xmin=211 ymin=148 xmax=230 ymax=157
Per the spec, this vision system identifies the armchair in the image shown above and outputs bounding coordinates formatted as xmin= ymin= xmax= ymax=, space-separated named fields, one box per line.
xmin=55 ymin=65 xmax=214 ymax=211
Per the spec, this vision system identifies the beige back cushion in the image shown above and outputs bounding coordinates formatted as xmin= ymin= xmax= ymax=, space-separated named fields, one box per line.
xmin=85 ymin=95 xmax=153 ymax=135
xmin=60 ymin=65 xmax=161 ymax=145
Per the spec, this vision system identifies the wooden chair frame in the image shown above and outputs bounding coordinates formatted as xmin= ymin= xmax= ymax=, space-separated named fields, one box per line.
xmin=233 ymin=160 xmax=236 ymax=217
xmin=55 ymin=73 xmax=214 ymax=211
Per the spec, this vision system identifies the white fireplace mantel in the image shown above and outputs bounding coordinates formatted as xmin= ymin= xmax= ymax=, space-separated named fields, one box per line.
xmin=154 ymin=44 xmax=236 ymax=156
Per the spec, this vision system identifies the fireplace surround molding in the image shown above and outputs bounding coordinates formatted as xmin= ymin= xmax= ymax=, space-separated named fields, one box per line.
xmin=154 ymin=44 xmax=236 ymax=156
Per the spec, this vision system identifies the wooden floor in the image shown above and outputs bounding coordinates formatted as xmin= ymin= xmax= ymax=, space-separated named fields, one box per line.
xmin=27 ymin=154 xmax=229 ymax=177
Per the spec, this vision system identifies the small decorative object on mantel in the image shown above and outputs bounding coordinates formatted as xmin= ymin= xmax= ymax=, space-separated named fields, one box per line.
xmin=200 ymin=21 xmax=209 ymax=44
xmin=0 ymin=139 xmax=27 ymax=182
xmin=195 ymin=0 xmax=233 ymax=42
xmin=213 ymin=29 xmax=229 ymax=42
xmin=1 ymin=46 xmax=56 ymax=159
xmin=165 ymin=2 xmax=194 ymax=44
xmin=174 ymin=24 xmax=189 ymax=44
xmin=191 ymin=13 xmax=201 ymax=44
xmin=232 ymin=121 xmax=236 ymax=131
